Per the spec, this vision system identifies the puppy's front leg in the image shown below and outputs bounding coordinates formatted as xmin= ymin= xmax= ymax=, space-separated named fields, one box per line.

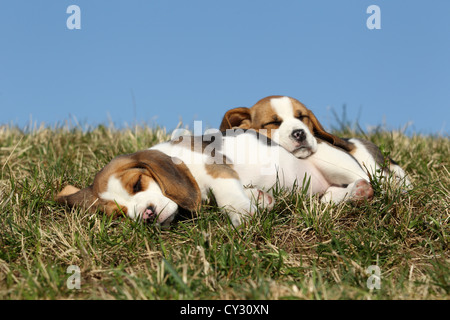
xmin=208 ymin=178 xmax=258 ymax=227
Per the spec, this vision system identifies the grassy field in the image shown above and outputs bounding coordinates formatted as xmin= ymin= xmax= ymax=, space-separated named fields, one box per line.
xmin=0 ymin=122 xmax=448 ymax=300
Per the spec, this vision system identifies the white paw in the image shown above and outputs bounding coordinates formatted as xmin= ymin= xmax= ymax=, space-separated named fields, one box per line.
xmin=223 ymin=202 xmax=257 ymax=227
xmin=228 ymin=208 xmax=256 ymax=227
xmin=320 ymin=192 xmax=333 ymax=203
xmin=244 ymin=188 xmax=275 ymax=211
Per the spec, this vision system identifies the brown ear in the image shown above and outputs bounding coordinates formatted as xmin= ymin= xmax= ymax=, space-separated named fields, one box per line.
xmin=307 ymin=110 xmax=355 ymax=152
xmin=133 ymin=150 xmax=202 ymax=211
xmin=219 ymin=107 xmax=252 ymax=130
xmin=56 ymin=185 xmax=99 ymax=211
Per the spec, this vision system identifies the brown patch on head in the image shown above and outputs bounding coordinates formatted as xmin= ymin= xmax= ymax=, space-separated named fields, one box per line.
xmin=220 ymin=96 xmax=283 ymax=139
xmin=56 ymin=150 xmax=202 ymax=216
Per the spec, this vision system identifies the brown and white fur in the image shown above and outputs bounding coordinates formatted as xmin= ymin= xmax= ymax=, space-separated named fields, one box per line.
xmin=220 ymin=95 xmax=412 ymax=200
xmin=56 ymin=129 xmax=375 ymax=228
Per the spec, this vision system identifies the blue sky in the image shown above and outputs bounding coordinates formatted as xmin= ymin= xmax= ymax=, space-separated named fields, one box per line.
xmin=0 ymin=0 xmax=449 ymax=135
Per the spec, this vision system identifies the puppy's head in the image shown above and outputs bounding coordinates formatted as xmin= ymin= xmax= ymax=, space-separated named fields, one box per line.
xmin=56 ymin=150 xmax=201 ymax=226
xmin=220 ymin=95 xmax=353 ymax=158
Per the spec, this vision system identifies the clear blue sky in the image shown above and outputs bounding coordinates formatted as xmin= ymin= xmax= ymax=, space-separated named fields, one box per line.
xmin=1 ymin=0 xmax=449 ymax=135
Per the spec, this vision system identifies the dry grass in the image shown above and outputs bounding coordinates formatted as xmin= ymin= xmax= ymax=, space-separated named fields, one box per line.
xmin=0 ymin=122 xmax=448 ymax=300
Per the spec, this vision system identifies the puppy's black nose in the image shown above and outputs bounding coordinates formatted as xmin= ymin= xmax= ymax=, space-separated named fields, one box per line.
xmin=291 ymin=129 xmax=306 ymax=142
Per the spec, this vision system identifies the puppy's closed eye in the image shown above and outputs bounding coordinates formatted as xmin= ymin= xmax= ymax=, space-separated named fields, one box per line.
xmin=296 ymin=114 xmax=308 ymax=120
xmin=133 ymin=175 xmax=142 ymax=193
xmin=263 ymin=121 xmax=282 ymax=128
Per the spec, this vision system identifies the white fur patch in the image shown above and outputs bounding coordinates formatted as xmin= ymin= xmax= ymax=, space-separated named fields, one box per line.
xmin=269 ymin=97 xmax=317 ymax=156
xmin=270 ymin=96 xmax=295 ymax=120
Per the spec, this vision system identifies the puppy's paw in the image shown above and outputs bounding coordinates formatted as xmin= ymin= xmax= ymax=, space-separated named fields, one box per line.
xmin=350 ymin=179 xmax=374 ymax=202
xmin=244 ymin=188 xmax=275 ymax=211
xmin=223 ymin=201 xmax=258 ymax=227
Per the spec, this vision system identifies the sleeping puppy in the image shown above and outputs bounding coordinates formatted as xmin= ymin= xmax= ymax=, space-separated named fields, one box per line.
xmin=220 ymin=95 xmax=412 ymax=190
xmin=56 ymin=130 xmax=374 ymax=227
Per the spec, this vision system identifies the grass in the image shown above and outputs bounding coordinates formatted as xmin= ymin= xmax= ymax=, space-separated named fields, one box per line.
xmin=0 ymin=121 xmax=448 ymax=300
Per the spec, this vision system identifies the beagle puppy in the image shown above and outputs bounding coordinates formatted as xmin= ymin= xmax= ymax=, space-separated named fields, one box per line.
xmin=56 ymin=130 xmax=373 ymax=227
xmin=219 ymin=95 xmax=412 ymax=193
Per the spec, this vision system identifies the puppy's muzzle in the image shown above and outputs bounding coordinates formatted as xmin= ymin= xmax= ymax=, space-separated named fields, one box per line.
xmin=291 ymin=129 xmax=306 ymax=142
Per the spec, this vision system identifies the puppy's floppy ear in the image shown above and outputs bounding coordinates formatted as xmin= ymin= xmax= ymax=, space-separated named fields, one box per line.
xmin=56 ymin=185 xmax=99 ymax=212
xmin=307 ymin=110 xmax=355 ymax=152
xmin=219 ymin=107 xmax=252 ymax=130
xmin=133 ymin=150 xmax=201 ymax=211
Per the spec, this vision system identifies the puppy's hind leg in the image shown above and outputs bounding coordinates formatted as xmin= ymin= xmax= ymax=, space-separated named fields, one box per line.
xmin=321 ymin=179 xmax=373 ymax=204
